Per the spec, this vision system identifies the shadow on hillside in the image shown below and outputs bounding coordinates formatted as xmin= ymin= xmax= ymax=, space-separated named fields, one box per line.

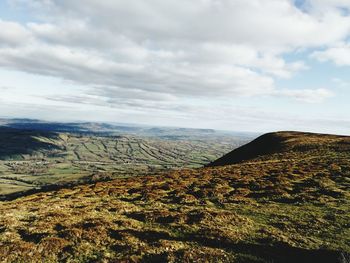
xmin=107 ymin=227 xmax=350 ymax=263
xmin=208 ymin=132 xmax=284 ymax=166
xmin=0 ymin=127 xmax=61 ymax=159
xmin=232 ymin=242 xmax=350 ymax=263
xmin=184 ymin=231 xmax=349 ymax=263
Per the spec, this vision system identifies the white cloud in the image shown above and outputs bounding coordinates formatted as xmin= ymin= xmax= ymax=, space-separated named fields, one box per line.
xmin=1 ymin=0 xmax=349 ymax=109
xmin=304 ymin=0 xmax=350 ymax=13
xmin=27 ymin=0 xmax=350 ymax=48
xmin=0 ymin=19 xmax=32 ymax=46
xmin=311 ymin=42 xmax=350 ymax=65
xmin=276 ymin=88 xmax=334 ymax=103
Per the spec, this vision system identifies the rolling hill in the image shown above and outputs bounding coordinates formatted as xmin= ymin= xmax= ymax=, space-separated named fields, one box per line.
xmin=0 ymin=126 xmax=248 ymax=198
xmin=0 ymin=131 xmax=349 ymax=262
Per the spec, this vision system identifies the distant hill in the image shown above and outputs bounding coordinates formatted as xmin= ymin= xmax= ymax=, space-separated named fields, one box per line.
xmin=0 ymin=127 xmax=60 ymax=160
xmin=0 ymin=118 xmax=256 ymax=139
xmin=209 ymin=131 xmax=350 ymax=166
xmin=0 ymin=131 xmax=349 ymax=262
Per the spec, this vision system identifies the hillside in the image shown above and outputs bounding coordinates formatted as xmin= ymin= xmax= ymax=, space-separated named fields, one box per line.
xmin=209 ymin=131 xmax=350 ymax=166
xmin=0 ymin=131 xmax=349 ymax=262
xmin=0 ymin=127 xmax=247 ymax=197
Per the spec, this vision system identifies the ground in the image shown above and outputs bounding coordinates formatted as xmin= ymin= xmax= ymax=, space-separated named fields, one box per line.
xmin=0 ymin=132 xmax=349 ymax=262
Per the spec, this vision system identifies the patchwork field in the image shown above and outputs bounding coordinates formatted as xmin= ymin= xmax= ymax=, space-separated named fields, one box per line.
xmin=0 ymin=127 xmax=249 ymax=198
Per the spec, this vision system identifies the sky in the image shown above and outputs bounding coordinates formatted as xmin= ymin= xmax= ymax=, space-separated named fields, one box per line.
xmin=0 ymin=0 xmax=350 ymax=134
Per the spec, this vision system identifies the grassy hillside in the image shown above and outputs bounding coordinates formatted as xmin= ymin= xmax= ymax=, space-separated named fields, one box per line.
xmin=209 ymin=131 xmax=350 ymax=166
xmin=0 ymin=131 xmax=349 ymax=262
xmin=0 ymin=127 xmax=247 ymax=197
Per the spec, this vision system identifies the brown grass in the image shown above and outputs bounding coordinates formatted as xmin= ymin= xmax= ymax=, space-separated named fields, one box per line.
xmin=0 ymin=132 xmax=349 ymax=262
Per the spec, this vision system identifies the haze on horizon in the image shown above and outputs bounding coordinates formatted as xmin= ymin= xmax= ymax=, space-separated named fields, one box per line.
xmin=1 ymin=0 xmax=350 ymax=135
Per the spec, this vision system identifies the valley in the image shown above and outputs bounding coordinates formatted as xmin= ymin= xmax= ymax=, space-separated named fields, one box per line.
xmin=0 ymin=122 xmax=251 ymax=198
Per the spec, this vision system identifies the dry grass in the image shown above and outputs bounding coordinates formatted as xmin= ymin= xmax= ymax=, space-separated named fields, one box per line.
xmin=0 ymin=131 xmax=349 ymax=262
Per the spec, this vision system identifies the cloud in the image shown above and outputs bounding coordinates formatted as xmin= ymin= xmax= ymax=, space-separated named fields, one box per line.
xmin=276 ymin=88 xmax=333 ymax=103
xmin=0 ymin=86 xmax=11 ymax=90
xmin=332 ymin=77 xmax=350 ymax=88
xmin=22 ymin=0 xmax=350 ymax=48
xmin=311 ymin=42 xmax=350 ymax=66
xmin=8 ymin=93 xmax=350 ymax=135
xmin=1 ymin=0 xmax=349 ymax=108
xmin=304 ymin=0 xmax=350 ymax=13
xmin=0 ymin=19 xmax=32 ymax=46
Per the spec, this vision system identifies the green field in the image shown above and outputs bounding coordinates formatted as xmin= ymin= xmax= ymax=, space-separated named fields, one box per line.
xmin=0 ymin=128 xmax=249 ymax=197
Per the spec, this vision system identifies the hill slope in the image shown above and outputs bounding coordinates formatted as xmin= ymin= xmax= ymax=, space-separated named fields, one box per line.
xmin=0 ymin=131 xmax=349 ymax=262
xmin=209 ymin=131 xmax=350 ymax=166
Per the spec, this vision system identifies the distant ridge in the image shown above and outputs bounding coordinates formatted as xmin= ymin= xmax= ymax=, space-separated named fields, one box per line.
xmin=0 ymin=118 xmax=250 ymax=138
xmin=208 ymin=131 xmax=350 ymax=167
